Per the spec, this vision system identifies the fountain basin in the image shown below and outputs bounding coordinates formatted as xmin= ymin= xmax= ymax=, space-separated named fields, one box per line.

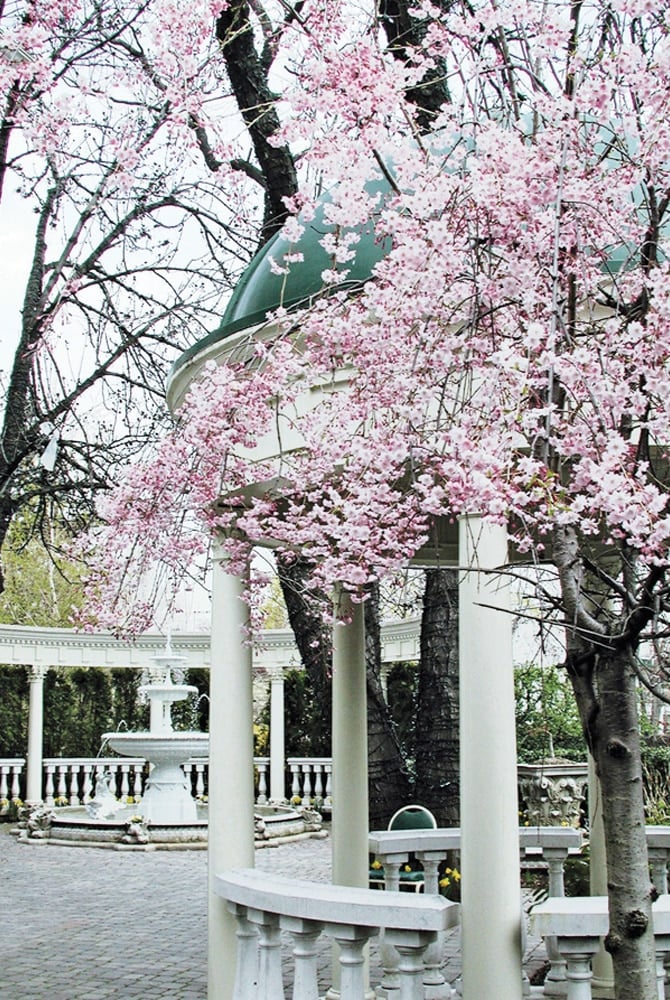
xmin=20 ymin=801 xmax=324 ymax=851
xmin=103 ymin=731 xmax=209 ymax=825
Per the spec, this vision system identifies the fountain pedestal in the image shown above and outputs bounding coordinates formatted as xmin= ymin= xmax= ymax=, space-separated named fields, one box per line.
xmin=103 ymin=655 xmax=208 ymax=826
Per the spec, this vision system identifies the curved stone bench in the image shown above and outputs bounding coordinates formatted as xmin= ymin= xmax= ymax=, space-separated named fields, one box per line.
xmin=215 ymin=866 xmax=459 ymax=999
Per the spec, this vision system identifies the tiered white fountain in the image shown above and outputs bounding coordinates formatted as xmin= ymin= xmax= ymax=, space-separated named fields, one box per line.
xmin=103 ymin=647 xmax=208 ymax=825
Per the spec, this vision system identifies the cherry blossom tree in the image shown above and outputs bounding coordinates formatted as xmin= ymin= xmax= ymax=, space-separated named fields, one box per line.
xmin=0 ymin=0 xmax=266 ymax=588
xmin=81 ymin=1 xmax=670 ymax=993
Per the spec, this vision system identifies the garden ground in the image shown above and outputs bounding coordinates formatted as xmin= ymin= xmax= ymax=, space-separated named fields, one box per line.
xmin=0 ymin=823 xmax=548 ymax=999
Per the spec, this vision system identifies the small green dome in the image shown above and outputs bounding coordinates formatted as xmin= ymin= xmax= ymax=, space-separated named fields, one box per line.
xmin=172 ymin=180 xmax=391 ymax=376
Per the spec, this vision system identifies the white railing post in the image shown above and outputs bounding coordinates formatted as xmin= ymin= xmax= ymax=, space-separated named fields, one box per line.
xmin=44 ymin=764 xmax=55 ymax=805
xmin=68 ymin=764 xmax=80 ymax=805
xmin=226 ymin=902 xmax=259 ymax=1000
xmin=256 ymin=760 xmax=269 ymax=805
xmin=282 ymin=916 xmax=324 ymax=1000
xmin=132 ymin=763 xmax=144 ymax=800
xmin=301 ymin=763 xmax=313 ymax=807
xmin=329 ymin=926 xmax=376 ymax=998
xmin=290 ymin=762 xmax=301 ymax=802
xmin=324 ymin=763 xmax=332 ymax=811
xmin=255 ymin=911 xmax=285 ymax=1000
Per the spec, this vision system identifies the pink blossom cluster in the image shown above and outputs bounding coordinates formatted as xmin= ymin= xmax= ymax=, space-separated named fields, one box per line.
xmin=77 ymin=1 xmax=670 ymax=634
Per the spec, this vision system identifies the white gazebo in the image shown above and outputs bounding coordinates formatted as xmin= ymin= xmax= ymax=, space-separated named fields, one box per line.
xmin=166 ymin=194 xmax=523 ymax=1000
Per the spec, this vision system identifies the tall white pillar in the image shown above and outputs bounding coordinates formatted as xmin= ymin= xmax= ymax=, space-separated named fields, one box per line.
xmin=26 ymin=665 xmax=47 ymax=804
xmin=269 ymin=666 xmax=286 ymax=803
xmin=459 ymin=514 xmax=522 ymax=1000
xmin=589 ymin=754 xmax=614 ymax=998
xmin=331 ymin=585 xmax=368 ymax=889
xmin=328 ymin=586 xmax=370 ymax=1000
xmin=208 ymin=544 xmax=254 ymax=1000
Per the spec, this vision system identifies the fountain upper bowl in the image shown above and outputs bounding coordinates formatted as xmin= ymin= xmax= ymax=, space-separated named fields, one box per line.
xmin=103 ymin=731 xmax=209 ymax=764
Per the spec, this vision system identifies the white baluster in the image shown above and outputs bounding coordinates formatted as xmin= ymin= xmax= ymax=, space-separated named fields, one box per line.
xmin=649 ymin=849 xmax=669 ymax=896
xmin=82 ymin=764 xmax=93 ymax=803
xmin=330 ymin=926 xmax=375 ymax=997
xmin=563 ymin=951 xmax=596 ymax=1000
xmin=195 ymin=763 xmax=205 ymax=798
xmin=0 ymin=766 xmax=8 ymax=801
xmin=301 ymin=764 xmax=313 ymax=807
xmin=44 ymin=765 xmax=55 ymax=805
xmin=543 ymin=848 xmax=569 ymax=992
xmin=255 ymin=912 xmax=285 ymax=1000
xmin=57 ymin=765 xmax=67 ymax=802
xmin=291 ymin=764 xmax=301 ymax=802
xmin=68 ymin=764 xmax=80 ymax=805
xmin=11 ymin=764 xmax=22 ymax=801
xmin=119 ymin=764 xmax=130 ymax=800
xmin=416 ymin=853 xmax=450 ymax=995
xmin=282 ymin=916 xmax=323 ymax=1000
xmin=257 ymin=761 xmax=268 ymax=805
xmin=380 ymin=857 xmax=405 ymax=992
xmin=323 ymin=764 xmax=333 ymax=811
xmin=313 ymin=764 xmax=324 ymax=802
xmin=133 ymin=763 xmax=144 ymax=800
xmin=385 ymin=930 xmax=434 ymax=1000
xmin=227 ymin=903 xmax=259 ymax=1000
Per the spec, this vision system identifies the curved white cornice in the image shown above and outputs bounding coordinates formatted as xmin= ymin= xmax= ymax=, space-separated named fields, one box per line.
xmin=0 ymin=619 xmax=420 ymax=670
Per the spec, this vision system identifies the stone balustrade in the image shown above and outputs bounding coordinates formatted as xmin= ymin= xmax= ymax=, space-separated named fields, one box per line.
xmin=368 ymin=825 xmax=583 ymax=892
xmin=0 ymin=758 xmax=24 ymax=811
xmin=530 ymin=894 xmax=670 ymax=1000
xmin=286 ymin=756 xmax=333 ymax=810
xmin=215 ymin=866 xmax=459 ymax=1000
xmin=368 ymin=825 xmax=583 ymax=994
xmin=0 ymin=756 xmax=333 ymax=810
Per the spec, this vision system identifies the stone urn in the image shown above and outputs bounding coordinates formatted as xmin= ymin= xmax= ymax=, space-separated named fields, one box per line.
xmin=517 ymin=759 xmax=588 ymax=827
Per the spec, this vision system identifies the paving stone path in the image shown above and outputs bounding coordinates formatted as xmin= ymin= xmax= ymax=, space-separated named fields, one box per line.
xmin=0 ymin=824 xmax=546 ymax=999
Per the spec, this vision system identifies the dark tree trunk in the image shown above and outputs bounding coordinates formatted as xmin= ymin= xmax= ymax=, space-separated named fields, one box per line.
xmin=277 ymin=557 xmax=411 ymax=827
xmin=276 ymin=555 xmax=332 ymax=756
xmin=215 ymin=2 xmax=298 ymax=244
xmin=365 ymin=583 xmax=412 ymax=828
xmin=582 ymin=647 xmax=656 ymax=1000
xmin=414 ymin=567 xmax=460 ymax=826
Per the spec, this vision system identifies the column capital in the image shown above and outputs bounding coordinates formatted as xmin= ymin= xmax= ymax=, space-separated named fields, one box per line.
xmin=27 ymin=665 xmax=48 ymax=682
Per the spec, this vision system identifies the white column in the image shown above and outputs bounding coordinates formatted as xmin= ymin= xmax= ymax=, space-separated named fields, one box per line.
xmin=26 ymin=665 xmax=48 ymax=805
xmin=588 ymin=754 xmax=614 ymax=998
xmin=331 ymin=585 xmax=368 ymax=888
xmin=208 ymin=543 xmax=254 ymax=1000
xmin=269 ymin=667 xmax=286 ymax=803
xmin=459 ymin=514 xmax=522 ymax=1000
xmin=329 ymin=586 xmax=369 ymax=1000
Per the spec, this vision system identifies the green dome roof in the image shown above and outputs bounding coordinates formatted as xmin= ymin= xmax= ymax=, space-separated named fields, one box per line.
xmin=172 ymin=180 xmax=391 ymax=376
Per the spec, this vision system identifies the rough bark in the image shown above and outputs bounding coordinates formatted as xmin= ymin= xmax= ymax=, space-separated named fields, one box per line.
xmin=414 ymin=568 xmax=460 ymax=826
xmin=215 ymin=2 xmax=298 ymax=244
xmin=277 ymin=557 xmax=411 ymax=828
xmin=555 ymin=525 xmax=658 ymax=999
xmin=365 ymin=582 xmax=412 ymax=828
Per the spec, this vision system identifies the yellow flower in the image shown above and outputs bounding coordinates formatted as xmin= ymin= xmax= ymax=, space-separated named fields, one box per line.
xmin=439 ymin=877 xmax=451 ymax=888
xmin=453 ymin=870 xmax=461 ymax=882
xmin=404 ymin=864 xmax=412 ymax=873
xmin=371 ymin=859 xmax=383 ymax=870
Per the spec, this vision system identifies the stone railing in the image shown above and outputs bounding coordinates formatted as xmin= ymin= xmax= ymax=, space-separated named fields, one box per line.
xmin=369 ymin=825 xmax=583 ymax=994
xmin=43 ymin=757 xmax=146 ymax=805
xmin=215 ymin=866 xmax=459 ymax=1000
xmin=0 ymin=758 xmax=24 ymax=811
xmin=0 ymin=756 xmax=333 ymax=811
xmin=530 ymin=894 xmax=670 ymax=1000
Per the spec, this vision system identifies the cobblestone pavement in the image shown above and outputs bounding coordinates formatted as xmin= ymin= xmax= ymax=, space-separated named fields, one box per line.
xmin=0 ymin=824 xmax=547 ymax=999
